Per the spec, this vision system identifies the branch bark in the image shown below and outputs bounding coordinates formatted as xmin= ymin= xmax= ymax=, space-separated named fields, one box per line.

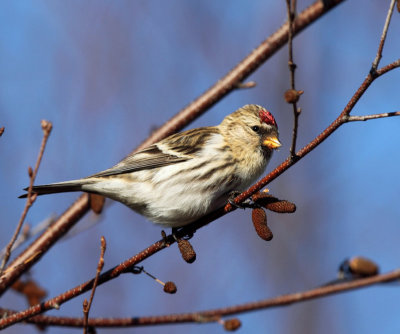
xmin=1 ymin=268 xmax=399 ymax=329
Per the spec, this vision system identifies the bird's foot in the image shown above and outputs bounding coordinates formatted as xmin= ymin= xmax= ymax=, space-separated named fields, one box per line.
xmin=161 ymin=230 xmax=171 ymax=247
xmin=161 ymin=228 xmax=193 ymax=247
xmin=228 ymin=191 xmax=260 ymax=209
xmin=171 ymin=227 xmax=193 ymax=241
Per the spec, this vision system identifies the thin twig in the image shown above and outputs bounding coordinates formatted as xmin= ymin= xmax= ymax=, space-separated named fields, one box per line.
xmin=1 ymin=269 xmax=399 ymax=328
xmin=0 ymin=215 xmax=56 ymax=259
xmin=83 ymin=236 xmax=106 ymax=334
xmin=286 ymin=0 xmax=296 ymax=89
xmin=371 ymin=0 xmax=396 ymax=72
xmin=0 ymin=121 xmax=52 ymax=275
xmin=346 ymin=111 xmax=400 ymax=122
xmin=291 ymin=0 xmax=297 ymax=16
xmin=0 ymin=0 xmax=345 ymax=296
xmin=285 ymin=0 xmax=301 ymax=159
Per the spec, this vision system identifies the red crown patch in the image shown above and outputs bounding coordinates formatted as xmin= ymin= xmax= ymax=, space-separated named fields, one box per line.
xmin=259 ymin=109 xmax=277 ymax=128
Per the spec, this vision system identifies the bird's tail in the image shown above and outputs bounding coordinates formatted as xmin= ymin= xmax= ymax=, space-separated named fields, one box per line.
xmin=18 ymin=179 xmax=90 ymax=198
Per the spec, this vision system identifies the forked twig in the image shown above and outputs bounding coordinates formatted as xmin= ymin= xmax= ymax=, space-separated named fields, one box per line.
xmin=227 ymin=60 xmax=400 ymax=213
xmin=0 ymin=121 xmax=52 ymax=275
xmin=83 ymin=237 xmax=106 ymax=334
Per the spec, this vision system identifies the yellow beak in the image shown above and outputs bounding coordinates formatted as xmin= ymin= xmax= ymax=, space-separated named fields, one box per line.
xmin=263 ymin=136 xmax=281 ymax=149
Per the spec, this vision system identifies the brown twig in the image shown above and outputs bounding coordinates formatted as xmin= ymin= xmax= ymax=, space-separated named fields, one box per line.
xmin=0 ymin=215 xmax=57 ymax=259
xmin=0 ymin=0 xmax=345 ymax=297
xmin=130 ymin=266 xmax=177 ymax=293
xmin=371 ymin=0 xmax=396 ymax=72
xmin=285 ymin=0 xmax=301 ymax=159
xmin=0 ymin=121 xmax=52 ymax=275
xmin=0 ymin=127 xmax=4 ymax=137
xmin=83 ymin=236 xmax=106 ymax=334
xmin=1 ymin=268 xmax=399 ymax=329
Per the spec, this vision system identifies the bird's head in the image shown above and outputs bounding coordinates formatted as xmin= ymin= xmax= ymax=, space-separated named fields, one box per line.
xmin=221 ymin=104 xmax=281 ymax=155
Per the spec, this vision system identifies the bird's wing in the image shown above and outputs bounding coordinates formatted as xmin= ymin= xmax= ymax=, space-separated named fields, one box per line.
xmin=88 ymin=145 xmax=189 ymax=178
xmin=88 ymin=126 xmax=220 ymax=178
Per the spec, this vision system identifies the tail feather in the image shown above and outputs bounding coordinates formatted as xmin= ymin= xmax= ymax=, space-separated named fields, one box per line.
xmin=19 ymin=180 xmax=88 ymax=198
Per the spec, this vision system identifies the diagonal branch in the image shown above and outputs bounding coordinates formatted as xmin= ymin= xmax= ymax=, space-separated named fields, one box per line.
xmin=227 ymin=59 xmax=400 ymax=211
xmin=371 ymin=0 xmax=397 ymax=71
xmin=1 ymin=58 xmax=399 ymax=331
xmin=135 ymin=0 xmax=345 ymax=152
xmin=0 ymin=0 xmax=345 ymax=296
xmin=1 ymin=268 xmax=400 ymax=329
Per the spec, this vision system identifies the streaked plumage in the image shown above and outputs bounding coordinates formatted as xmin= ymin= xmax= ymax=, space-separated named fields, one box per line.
xmin=20 ymin=104 xmax=281 ymax=227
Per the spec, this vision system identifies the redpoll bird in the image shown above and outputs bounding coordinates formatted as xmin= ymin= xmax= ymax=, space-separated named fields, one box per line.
xmin=20 ymin=104 xmax=281 ymax=227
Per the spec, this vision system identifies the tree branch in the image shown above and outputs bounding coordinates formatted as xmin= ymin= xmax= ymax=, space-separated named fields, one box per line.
xmin=1 ymin=57 xmax=399 ymax=330
xmin=285 ymin=0 xmax=302 ymax=159
xmin=227 ymin=59 xmax=400 ymax=211
xmin=346 ymin=111 xmax=400 ymax=122
xmin=0 ymin=0 xmax=345 ymax=296
xmin=82 ymin=236 xmax=106 ymax=334
xmin=1 ymin=268 xmax=399 ymax=329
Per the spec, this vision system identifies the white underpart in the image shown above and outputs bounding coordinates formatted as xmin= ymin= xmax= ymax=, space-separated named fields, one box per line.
xmin=83 ymin=133 xmax=269 ymax=227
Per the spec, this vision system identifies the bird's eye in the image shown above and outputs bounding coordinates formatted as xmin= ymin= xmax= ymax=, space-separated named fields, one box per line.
xmin=251 ymin=125 xmax=260 ymax=132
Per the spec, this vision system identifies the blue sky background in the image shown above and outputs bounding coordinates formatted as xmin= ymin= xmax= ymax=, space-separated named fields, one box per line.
xmin=0 ymin=1 xmax=399 ymax=333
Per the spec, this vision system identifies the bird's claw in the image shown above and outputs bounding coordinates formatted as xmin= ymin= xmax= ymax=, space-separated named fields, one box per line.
xmin=171 ymin=227 xmax=193 ymax=241
xmin=228 ymin=191 xmax=260 ymax=209
xmin=161 ymin=230 xmax=171 ymax=246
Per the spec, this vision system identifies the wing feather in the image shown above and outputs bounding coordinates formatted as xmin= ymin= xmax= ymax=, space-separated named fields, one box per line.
xmin=88 ymin=126 xmax=219 ymax=178
xmin=88 ymin=145 xmax=188 ymax=177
